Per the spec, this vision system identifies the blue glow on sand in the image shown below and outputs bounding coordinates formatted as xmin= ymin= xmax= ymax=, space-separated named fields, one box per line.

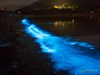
xmin=21 ymin=19 xmax=100 ymax=75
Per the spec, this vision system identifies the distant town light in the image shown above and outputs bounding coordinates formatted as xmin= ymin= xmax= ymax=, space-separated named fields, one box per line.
xmin=90 ymin=11 xmax=94 ymax=14
xmin=18 ymin=11 xmax=21 ymax=14
xmin=98 ymin=8 xmax=100 ymax=11
xmin=54 ymin=5 xmax=59 ymax=9
xmin=53 ymin=4 xmax=77 ymax=10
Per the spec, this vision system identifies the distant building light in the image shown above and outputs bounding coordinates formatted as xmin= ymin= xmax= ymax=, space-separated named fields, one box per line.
xmin=54 ymin=5 xmax=64 ymax=9
xmin=54 ymin=5 xmax=59 ymax=9
xmin=98 ymin=8 xmax=100 ymax=11
xmin=53 ymin=4 xmax=77 ymax=10
xmin=18 ymin=11 xmax=21 ymax=14
xmin=90 ymin=11 xmax=94 ymax=14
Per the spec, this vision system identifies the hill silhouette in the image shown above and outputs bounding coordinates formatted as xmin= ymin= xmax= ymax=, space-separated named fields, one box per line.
xmin=16 ymin=0 xmax=100 ymax=15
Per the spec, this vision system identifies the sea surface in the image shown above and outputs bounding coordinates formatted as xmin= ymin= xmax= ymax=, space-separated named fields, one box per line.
xmin=0 ymin=14 xmax=100 ymax=75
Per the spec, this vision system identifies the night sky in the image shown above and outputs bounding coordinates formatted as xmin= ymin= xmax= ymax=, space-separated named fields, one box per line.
xmin=0 ymin=0 xmax=38 ymax=6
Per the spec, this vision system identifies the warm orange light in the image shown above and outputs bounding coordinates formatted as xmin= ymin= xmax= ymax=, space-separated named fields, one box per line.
xmin=54 ymin=5 xmax=58 ymax=8
xmin=54 ymin=21 xmax=58 ymax=26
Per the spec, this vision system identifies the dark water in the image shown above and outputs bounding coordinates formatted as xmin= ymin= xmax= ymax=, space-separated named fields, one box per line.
xmin=0 ymin=15 xmax=100 ymax=75
xmin=30 ymin=17 xmax=100 ymax=36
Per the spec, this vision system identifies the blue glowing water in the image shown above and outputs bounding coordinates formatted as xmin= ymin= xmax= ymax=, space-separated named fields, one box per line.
xmin=21 ymin=19 xmax=100 ymax=75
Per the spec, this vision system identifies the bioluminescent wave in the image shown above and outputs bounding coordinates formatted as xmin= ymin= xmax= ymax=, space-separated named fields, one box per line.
xmin=21 ymin=19 xmax=100 ymax=75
